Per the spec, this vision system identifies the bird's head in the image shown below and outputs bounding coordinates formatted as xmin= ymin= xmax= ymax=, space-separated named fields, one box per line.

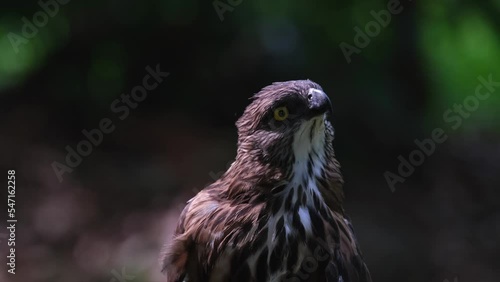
xmin=233 ymin=80 xmax=337 ymax=182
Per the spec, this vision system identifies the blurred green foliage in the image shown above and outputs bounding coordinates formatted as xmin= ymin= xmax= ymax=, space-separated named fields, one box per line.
xmin=419 ymin=0 xmax=500 ymax=129
xmin=1 ymin=0 xmax=497 ymax=133
xmin=0 ymin=10 xmax=70 ymax=91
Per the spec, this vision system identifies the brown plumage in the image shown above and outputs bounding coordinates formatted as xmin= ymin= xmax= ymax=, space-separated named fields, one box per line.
xmin=161 ymin=80 xmax=371 ymax=282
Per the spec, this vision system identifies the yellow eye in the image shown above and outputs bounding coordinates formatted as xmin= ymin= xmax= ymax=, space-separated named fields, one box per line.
xmin=273 ymin=106 xmax=289 ymax=121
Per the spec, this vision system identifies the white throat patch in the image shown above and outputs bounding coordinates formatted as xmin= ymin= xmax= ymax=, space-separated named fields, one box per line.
xmin=290 ymin=115 xmax=327 ymax=205
xmin=259 ymin=116 xmax=329 ymax=280
xmin=292 ymin=116 xmax=326 ymax=176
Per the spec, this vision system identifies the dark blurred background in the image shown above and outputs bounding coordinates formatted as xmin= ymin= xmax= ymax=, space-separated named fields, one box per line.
xmin=0 ymin=0 xmax=499 ymax=281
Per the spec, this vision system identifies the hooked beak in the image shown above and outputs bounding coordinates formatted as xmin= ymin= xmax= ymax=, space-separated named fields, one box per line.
xmin=307 ymin=88 xmax=333 ymax=118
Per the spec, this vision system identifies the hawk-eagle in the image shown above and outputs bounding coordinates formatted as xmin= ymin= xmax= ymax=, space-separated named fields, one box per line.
xmin=162 ymin=80 xmax=371 ymax=282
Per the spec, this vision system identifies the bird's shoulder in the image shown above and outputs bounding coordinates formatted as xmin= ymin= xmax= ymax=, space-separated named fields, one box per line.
xmin=161 ymin=182 xmax=267 ymax=281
